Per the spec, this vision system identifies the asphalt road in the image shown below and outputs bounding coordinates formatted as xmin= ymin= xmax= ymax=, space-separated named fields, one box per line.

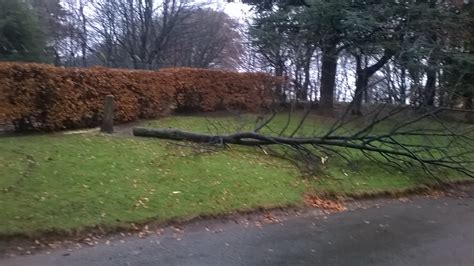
xmin=2 ymin=191 xmax=474 ymax=266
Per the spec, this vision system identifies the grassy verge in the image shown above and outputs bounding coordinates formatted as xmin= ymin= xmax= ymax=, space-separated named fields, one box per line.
xmin=0 ymin=113 xmax=471 ymax=237
xmin=0 ymin=134 xmax=306 ymax=237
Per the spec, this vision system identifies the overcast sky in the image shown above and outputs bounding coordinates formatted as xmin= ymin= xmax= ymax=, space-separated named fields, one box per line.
xmin=194 ymin=0 xmax=252 ymax=21
xmin=223 ymin=2 xmax=252 ymax=19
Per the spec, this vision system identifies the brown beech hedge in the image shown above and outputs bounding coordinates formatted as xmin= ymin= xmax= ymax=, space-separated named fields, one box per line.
xmin=0 ymin=63 xmax=279 ymax=131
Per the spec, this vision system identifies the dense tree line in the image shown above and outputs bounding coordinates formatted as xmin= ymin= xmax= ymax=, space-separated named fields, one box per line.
xmin=0 ymin=0 xmax=472 ymax=113
xmin=0 ymin=0 xmax=242 ymax=70
xmin=244 ymin=0 xmax=474 ymax=113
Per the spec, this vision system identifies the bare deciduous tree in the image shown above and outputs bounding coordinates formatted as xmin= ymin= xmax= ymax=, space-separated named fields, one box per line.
xmin=162 ymin=8 xmax=243 ymax=69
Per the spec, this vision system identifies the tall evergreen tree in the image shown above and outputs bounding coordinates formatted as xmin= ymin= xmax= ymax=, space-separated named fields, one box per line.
xmin=0 ymin=0 xmax=46 ymax=62
xmin=27 ymin=0 xmax=68 ymax=65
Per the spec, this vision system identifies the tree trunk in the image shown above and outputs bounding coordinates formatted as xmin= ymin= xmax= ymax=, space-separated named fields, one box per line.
xmin=350 ymin=54 xmax=365 ymax=116
xmin=400 ymin=67 xmax=406 ymax=104
xmin=275 ymin=62 xmax=286 ymax=103
xmin=79 ymin=0 xmax=88 ymax=68
xmin=351 ymin=70 xmax=367 ymax=116
xmin=464 ymin=95 xmax=474 ymax=124
xmin=423 ymin=6 xmax=438 ymax=108
xmin=350 ymin=49 xmax=395 ymax=115
xmin=319 ymin=47 xmax=338 ymax=111
xmin=302 ymin=46 xmax=313 ymax=102
xmin=424 ymin=65 xmax=437 ymax=107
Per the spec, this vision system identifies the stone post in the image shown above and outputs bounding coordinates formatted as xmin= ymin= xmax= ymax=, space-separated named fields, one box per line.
xmin=101 ymin=95 xmax=115 ymax=134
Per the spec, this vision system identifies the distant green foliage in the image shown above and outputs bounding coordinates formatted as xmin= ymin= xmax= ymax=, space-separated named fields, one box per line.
xmin=0 ymin=0 xmax=46 ymax=62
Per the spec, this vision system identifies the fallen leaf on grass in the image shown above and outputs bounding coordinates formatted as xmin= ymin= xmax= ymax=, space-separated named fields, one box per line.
xmin=321 ymin=156 xmax=328 ymax=164
xmin=134 ymin=197 xmax=150 ymax=208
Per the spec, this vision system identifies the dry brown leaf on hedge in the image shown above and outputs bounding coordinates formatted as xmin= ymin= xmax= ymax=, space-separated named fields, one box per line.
xmin=0 ymin=63 xmax=280 ymax=131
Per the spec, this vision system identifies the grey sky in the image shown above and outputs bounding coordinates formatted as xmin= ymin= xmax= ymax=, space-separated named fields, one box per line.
xmin=191 ymin=0 xmax=252 ymax=20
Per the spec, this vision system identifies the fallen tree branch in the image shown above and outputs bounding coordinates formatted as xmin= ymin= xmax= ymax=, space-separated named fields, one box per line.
xmin=132 ymin=105 xmax=474 ymax=180
xmin=132 ymin=127 xmax=474 ymax=178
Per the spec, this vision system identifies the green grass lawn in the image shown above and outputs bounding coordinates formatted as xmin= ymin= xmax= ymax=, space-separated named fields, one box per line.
xmin=0 ymin=113 xmax=472 ymax=237
xmin=0 ymin=134 xmax=306 ymax=237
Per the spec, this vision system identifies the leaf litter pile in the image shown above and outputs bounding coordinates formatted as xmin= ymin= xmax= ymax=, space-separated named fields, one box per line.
xmin=304 ymin=195 xmax=347 ymax=213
